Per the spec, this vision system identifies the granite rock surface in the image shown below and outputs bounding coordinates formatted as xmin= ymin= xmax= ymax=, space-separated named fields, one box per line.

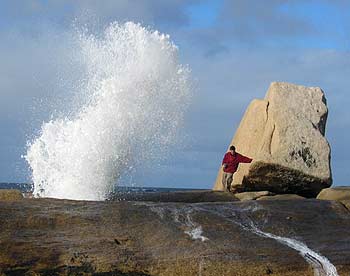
xmin=0 ymin=196 xmax=349 ymax=276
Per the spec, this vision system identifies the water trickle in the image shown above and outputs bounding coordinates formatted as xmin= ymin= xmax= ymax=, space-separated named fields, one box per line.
xmin=250 ymin=225 xmax=338 ymax=276
xmin=199 ymin=204 xmax=338 ymax=276
xmin=183 ymin=209 xmax=209 ymax=242
xmin=146 ymin=203 xmax=209 ymax=242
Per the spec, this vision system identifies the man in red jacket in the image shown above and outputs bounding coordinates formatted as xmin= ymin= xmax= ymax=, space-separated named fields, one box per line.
xmin=222 ymin=145 xmax=252 ymax=192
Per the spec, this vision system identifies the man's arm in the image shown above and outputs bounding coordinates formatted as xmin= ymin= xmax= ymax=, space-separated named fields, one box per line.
xmin=237 ymin=153 xmax=253 ymax=163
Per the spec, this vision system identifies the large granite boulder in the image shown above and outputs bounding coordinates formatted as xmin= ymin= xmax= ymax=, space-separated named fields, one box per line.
xmin=0 ymin=197 xmax=349 ymax=275
xmin=214 ymin=82 xmax=332 ymax=197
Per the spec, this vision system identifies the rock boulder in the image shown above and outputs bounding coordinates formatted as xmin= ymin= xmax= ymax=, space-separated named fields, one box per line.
xmin=214 ymin=82 xmax=332 ymax=197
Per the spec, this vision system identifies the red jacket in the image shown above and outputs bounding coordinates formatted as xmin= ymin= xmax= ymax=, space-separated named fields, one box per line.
xmin=222 ymin=152 xmax=252 ymax=173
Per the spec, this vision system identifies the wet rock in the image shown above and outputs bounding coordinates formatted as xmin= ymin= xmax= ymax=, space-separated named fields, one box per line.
xmin=257 ymin=194 xmax=305 ymax=201
xmin=317 ymin=186 xmax=350 ymax=201
xmin=0 ymin=189 xmax=23 ymax=201
xmin=234 ymin=191 xmax=272 ymax=201
xmin=0 ymin=197 xmax=349 ymax=275
xmin=214 ymin=82 xmax=331 ymax=197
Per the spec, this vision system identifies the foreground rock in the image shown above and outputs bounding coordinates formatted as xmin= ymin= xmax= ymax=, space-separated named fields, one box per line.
xmin=317 ymin=187 xmax=350 ymax=201
xmin=0 ymin=189 xmax=23 ymax=201
xmin=0 ymin=197 xmax=349 ymax=275
xmin=214 ymin=82 xmax=332 ymax=197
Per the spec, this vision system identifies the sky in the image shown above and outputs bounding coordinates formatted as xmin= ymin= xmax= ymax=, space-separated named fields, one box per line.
xmin=0 ymin=0 xmax=349 ymax=188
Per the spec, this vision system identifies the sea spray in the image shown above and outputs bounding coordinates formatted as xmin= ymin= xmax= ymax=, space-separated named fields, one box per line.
xmin=25 ymin=22 xmax=191 ymax=200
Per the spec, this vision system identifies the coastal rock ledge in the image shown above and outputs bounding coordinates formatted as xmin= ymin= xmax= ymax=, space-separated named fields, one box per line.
xmin=214 ymin=82 xmax=332 ymax=197
xmin=0 ymin=198 xmax=350 ymax=276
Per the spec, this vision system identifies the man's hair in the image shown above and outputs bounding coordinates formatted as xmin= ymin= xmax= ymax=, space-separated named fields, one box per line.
xmin=229 ymin=145 xmax=236 ymax=151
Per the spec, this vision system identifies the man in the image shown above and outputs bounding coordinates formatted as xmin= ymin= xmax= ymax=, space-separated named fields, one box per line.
xmin=222 ymin=145 xmax=252 ymax=192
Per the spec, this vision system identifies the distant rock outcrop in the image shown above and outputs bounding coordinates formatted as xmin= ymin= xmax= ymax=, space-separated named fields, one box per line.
xmin=317 ymin=187 xmax=350 ymax=213
xmin=214 ymin=82 xmax=332 ymax=197
xmin=0 ymin=189 xmax=23 ymax=201
xmin=317 ymin=187 xmax=350 ymax=201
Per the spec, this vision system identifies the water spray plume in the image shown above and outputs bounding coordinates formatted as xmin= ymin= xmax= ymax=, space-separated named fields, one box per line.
xmin=25 ymin=22 xmax=191 ymax=200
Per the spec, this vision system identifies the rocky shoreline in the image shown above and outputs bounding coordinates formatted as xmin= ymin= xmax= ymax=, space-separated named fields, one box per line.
xmin=0 ymin=191 xmax=349 ymax=276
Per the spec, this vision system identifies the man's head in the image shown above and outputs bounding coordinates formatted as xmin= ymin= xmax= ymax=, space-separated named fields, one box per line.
xmin=229 ymin=145 xmax=236 ymax=154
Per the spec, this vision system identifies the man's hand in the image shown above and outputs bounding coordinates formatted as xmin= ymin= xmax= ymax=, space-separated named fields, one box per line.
xmin=222 ymin=163 xmax=228 ymax=169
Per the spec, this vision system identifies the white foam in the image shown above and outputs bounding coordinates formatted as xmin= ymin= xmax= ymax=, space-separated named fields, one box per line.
xmin=184 ymin=211 xmax=208 ymax=242
xmin=25 ymin=22 xmax=191 ymax=200
xmin=147 ymin=205 xmax=208 ymax=242
xmin=184 ymin=226 xmax=208 ymax=242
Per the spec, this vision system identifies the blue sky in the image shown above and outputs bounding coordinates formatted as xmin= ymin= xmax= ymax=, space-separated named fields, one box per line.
xmin=0 ymin=0 xmax=349 ymax=188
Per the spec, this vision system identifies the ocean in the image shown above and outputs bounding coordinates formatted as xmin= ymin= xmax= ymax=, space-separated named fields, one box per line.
xmin=0 ymin=182 xmax=207 ymax=199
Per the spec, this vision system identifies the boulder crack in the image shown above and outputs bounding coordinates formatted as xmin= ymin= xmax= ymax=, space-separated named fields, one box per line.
xmin=265 ymin=101 xmax=270 ymax=123
xmin=339 ymin=201 xmax=350 ymax=213
xmin=268 ymin=124 xmax=275 ymax=155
